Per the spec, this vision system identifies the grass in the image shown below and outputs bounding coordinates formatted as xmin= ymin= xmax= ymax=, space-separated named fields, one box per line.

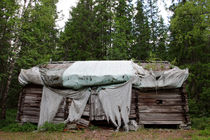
xmin=0 ymin=109 xmax=210 ymax=139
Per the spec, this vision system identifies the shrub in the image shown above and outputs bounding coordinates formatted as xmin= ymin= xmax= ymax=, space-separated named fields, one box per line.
xmin=1 ymin=122 xmax=37 ymax=132
xmin=39 ymin=122 xmax=65 ymax=132
xmin=191 ymin=117 xmax=210 ymax=130
xmin=0 ymin=109 xmax=17 ymax=129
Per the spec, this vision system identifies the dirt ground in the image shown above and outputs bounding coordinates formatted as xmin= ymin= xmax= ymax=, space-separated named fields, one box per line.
xmin=0 ymin=128 xmax=209 ymax=140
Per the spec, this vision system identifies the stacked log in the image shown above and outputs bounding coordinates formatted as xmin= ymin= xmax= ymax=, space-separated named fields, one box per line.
xmin=17 ymin=84 xmax=65 ymax=124
xmin=129 ymin=91 xmax=138 ymax=119
xmin=137 ymin=88 xmax=190 ymax=126
xmin=17 ymin=84 xmax=190 ymax=128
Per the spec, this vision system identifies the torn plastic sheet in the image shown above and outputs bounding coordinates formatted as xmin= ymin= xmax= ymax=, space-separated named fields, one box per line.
xmin=18 ymin=61 xmax=189 ymax=89
xmin=98 ymin=80 xmax=132 ymax=131
xmin=18 ymin=67 xmax=43 ymax=85
xmin=38 ymin=86 xmax=90 ymax=127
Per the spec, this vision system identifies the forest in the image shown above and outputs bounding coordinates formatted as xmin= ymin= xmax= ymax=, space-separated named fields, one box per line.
xmin=0 ymin=0 xmax=209 ymax=127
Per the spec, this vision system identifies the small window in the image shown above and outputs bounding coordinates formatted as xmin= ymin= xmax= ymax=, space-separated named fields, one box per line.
xmin=156 ymin=100 xmax=163 ymax=104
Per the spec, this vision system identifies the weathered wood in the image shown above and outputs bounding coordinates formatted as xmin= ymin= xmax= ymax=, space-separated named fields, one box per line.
xmin=90 ymin=92 xmax=105 ymax=121
xmin=138 ymin=94 xmax=182 ymax=99
xmin=138 ymin=99 xmax=185 ymax=106
xmin=77 ymin=118 xmax=90 ymax=127
xmin=139 ymin=106 xmax=185 ymax=113
xmin=139 ymin=113 xmax=184 ymax=121
xmin=17 ymin=83 xmax=190 ymax=127
xmin=140 ymin=121 xmax=183 ymax=125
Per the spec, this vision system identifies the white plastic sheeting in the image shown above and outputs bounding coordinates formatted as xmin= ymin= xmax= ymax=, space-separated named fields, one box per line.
xmin=62 ymin=61 xmax=136 ymax=89
xmin=98 ymin=80 xmax=132 ymax=131
xmin=18 ymin=67 xmax=43 ymax=85
xmin=136 ymin=67 xmax=189 ymax=88
xmin=38 ymin=86 xmax=90 ymax=127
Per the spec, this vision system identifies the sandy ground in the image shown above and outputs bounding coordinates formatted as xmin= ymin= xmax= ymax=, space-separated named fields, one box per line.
xmin=1 ymin=128 xmax=208 ymax=140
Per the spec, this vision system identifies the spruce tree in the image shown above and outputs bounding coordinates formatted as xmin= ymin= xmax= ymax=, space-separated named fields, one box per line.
xmin=58 ymin=0 xmax=95 ymax=60
xmin=110 ymin=0 xmax=134 ymax=60
xmin=132 ymin=0 xmax=151 ymax=60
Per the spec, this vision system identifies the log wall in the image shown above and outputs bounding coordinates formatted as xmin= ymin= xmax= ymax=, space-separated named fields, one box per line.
xmin=17 ymin=84 xmax=190 ymax=127
xmin=135 ymin=87 xmax=190 ymax=126
xmin=17 ymin=84 xmax=65 ymax=124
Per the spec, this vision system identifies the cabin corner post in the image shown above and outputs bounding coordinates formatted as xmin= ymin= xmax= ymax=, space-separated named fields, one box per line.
xmin=16 ymin=87 xmax=24 ymax=122
xmin=179 ymin=82 xmax=191 ymax=129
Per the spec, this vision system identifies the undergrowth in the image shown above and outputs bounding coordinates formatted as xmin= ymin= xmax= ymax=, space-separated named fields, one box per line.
xmin=39 ymin=122 xmax=65 ymax=132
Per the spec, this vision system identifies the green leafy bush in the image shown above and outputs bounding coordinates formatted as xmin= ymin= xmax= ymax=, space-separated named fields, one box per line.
xmin=0 ymin=109 xmax=17 ymax=129
xmin=39 ymin=122 xmax=65 ymax=132
xmin=191 ymin=117 xmax=210 ymax=130
xmin=1 ymin=122 xmax=37 ymax=132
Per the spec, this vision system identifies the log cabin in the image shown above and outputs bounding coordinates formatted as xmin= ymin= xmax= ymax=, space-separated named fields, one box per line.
xmin=16 ymin=61 xmax=190 ymax=129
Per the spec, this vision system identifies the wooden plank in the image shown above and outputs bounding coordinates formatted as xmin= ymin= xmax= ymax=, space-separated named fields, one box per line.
xmin=139 ymin=106 xmax=184 ymax=113
xmin=139 ymin=120 xmax=183 ymax=125
xmin=139 ymin=113 xmax=184 ymax=121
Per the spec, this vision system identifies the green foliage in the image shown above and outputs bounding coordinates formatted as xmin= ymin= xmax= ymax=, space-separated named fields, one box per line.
xmin=191 ymin=117 xmax=210 ymax=130
xmin=1 ymin=122 xmax=37 ymax=132
xmin=0 ymin=109 xmax=36 ymax=132
xmin=169 ymin=0 xmax=210 ymax=117
xmin=39 ymin=122 xmax=65 ymax=132
xmin=131 ymin=0 xmax=151 ymax=60
xmin=0 ymin=109 xmax=17 ymax=129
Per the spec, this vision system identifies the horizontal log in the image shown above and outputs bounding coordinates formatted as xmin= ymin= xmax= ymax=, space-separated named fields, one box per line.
xmin=24 ymin=96 xmax=41 ymax=101
xmin=77 ymin=118 xmax=90 ymax=127
xmin=25 ymin=90 xmax=42 ymax=94
xmin=139 ymin=120 xmax=184 ymax=125
xmin=82 ymin=111 xmax=90 ymax=116
xmin=94 ymin=116 xmax=106 ymax=121
xmin=139 ymin=94 xmax=182 ymax=99
xmin=129 ymin=114 xmax=136 ymax=118
xmin=136 ymin=88 xmax=180 ymax=93
xmin=52 ymin=120 xmax=64 ymax=124
xmin=22 ymin=107 xmax=40 ymax=112
xmin=139 ymin=106 xmax=185 ymax=113
xmin=23 ymin=103 xmax=40 ymax=108
xmin=139 ymin=113 xmax=184 ymax=121
xmin=138 ymin=99 xmax=185 ymax=106
xmin=20 ymin=115 xmax=39 ymax=123
xmin=22 ymin=110 xmax=40 ymax=116
xmin=55 ymin=112 xmax=64 ymax=117
xmin=23 ymin=101 xmax=40 ymax=104
xmin=53 ymin=117 xmax=64 ymax=121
